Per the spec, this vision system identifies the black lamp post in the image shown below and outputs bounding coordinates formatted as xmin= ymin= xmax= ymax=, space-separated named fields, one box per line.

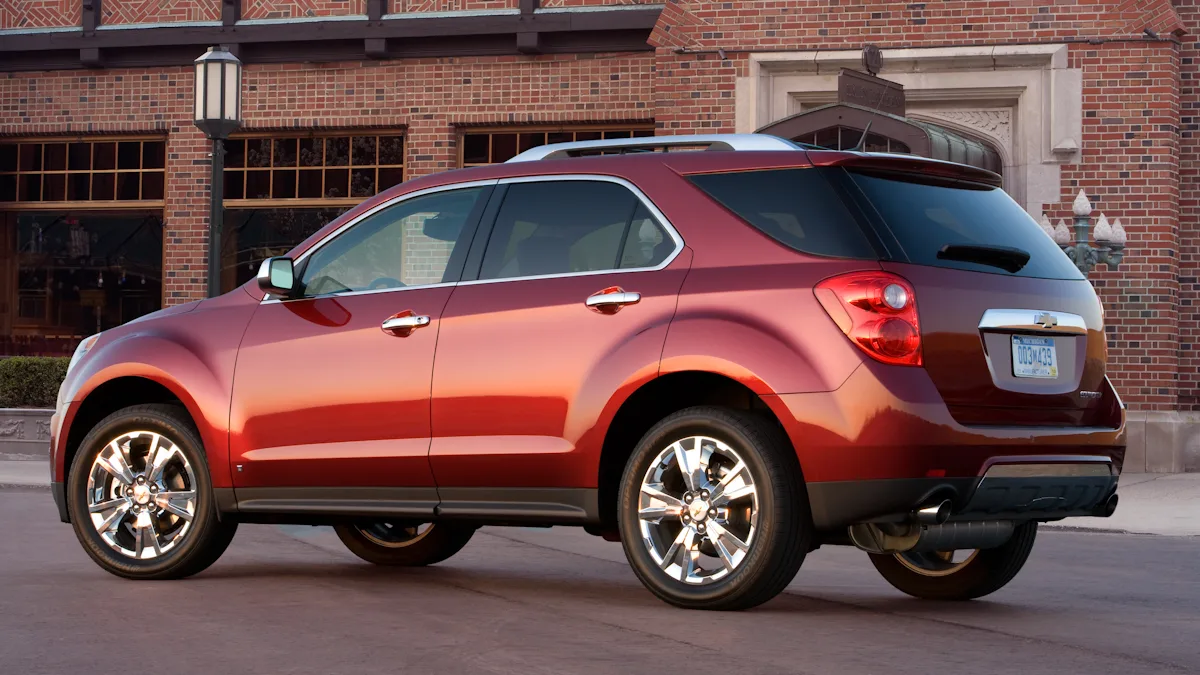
xmin=192 ymin=46 xmax=242 ymax=298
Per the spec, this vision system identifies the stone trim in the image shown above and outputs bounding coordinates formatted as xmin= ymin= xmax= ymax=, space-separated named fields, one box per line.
xmin=0 ymin=408 xmax=53 ymax=461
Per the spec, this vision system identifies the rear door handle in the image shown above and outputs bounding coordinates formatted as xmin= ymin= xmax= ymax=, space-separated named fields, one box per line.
xmin=586 ymin=287 xmax=641 ymax=313
xmin=381 ymin=312 xmax=430 ymax=336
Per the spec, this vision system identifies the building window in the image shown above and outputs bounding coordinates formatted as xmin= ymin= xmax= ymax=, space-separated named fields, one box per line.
xmin=0 ymin=138 xmax=167 ymax=206
xmin=220 ymin=131 xmax=406 ymax=293
xmin=459 ymin=124 xmax=655 ymax=166
xmin=0 ymin=137 xmax=166 ymax=357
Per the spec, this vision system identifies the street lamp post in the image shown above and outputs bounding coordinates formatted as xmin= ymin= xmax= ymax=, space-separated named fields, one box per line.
xmin=1039 ymin=190 xmax=1127 ymax=278
xmin=192 ymin=46 xmax=243 ymax=298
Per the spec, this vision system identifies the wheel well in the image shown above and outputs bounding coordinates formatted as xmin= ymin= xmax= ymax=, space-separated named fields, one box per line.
xmin=63 ymin=377 xmax=187 ymax=486
xmin=595 ymin=371 xmax=791 ymax=535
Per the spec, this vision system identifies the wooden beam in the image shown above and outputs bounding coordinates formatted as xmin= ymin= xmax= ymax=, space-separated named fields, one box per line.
xmin=80 ymin=46 xmax=101 ymax=67
xmin=364 ymin=37 xmax=387 ymax=58
xmin=367 ymin=0 xmax=387 ymax=22
xmin=516 ymin=31 xmax=541 ymax=54
xmin=222 ymin=0 xmax=239 ymax=26
xmin=81 ymin=0 xmax=100 ymax=34
xmin=519 ymin=0 xmax=539 ymax=15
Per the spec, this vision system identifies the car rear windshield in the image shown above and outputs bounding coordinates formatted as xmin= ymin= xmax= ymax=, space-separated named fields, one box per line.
xmin=846 ymin=170 xmax=1084 ymax=280
xmin=687 ymin=168 xmax=877 ymax=259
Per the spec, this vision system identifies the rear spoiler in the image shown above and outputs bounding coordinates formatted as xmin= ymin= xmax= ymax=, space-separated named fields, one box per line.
xmin=803 ymin=150 xmax=1004 ymax=188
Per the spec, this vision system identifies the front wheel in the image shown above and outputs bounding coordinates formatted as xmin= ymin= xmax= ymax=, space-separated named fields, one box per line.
xmin=868 ymin=521 xmax=1038 ymax=600
xmin=334 ymin=521 xmax=475 ymax=566
xmin=618 ymin=406 xmax=812 ymax=610
xmin=67 ymin=404 xmax=237 ymax=580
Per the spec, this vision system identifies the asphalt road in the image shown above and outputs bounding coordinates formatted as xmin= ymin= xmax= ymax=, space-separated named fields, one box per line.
xmin=2 ymin=488 xmax=1197 ymax=675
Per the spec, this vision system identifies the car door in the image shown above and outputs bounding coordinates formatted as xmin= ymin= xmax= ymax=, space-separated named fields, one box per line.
xmin=428 ymin=176 xmax=690 ymax=517
xmin=228 ymin=183 xmax=493 ymax=512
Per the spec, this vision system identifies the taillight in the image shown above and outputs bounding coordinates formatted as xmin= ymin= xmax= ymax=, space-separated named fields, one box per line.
xmin=814 ymin=271 xmax=922 ymax=366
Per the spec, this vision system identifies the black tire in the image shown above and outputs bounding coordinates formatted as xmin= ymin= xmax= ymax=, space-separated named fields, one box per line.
xmin=618 ymin=406 xmax=812 ymax=610
xmin=868 ymin=521 xmax=1038 ymax=600
xmin=67 ymin=403 xmax=237 ymax=580
xmin=334 ymin=521 xmax=475 ymax=566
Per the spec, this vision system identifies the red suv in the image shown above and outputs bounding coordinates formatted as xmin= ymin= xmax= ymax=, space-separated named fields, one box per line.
xmin=50 ymin=134 xmax=1123 ymax=610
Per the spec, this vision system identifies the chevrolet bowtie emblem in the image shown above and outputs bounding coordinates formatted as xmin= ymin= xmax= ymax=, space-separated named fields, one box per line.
xmin=1035 ymin=312 xmax=1058 ymax=329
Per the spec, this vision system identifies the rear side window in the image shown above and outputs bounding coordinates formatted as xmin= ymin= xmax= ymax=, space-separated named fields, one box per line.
xmin=848 ymin=171 xmax=1084 ymax=279
xmin=479 ymin=181 xmax=674 ymax=280
xmin=687 ymin=168 xmax=876 ymax=259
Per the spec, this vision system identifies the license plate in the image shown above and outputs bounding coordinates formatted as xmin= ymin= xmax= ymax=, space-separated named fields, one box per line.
xmin=1011 ymin=335 xmax=1058 ymax=378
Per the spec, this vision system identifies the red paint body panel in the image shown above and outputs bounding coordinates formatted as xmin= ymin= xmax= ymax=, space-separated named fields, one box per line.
xmin=429 ymin=256 xmax=691 ymax=488
xmin=229 ymin=287 xmax=454 ymax=488
xmin=51 ymin=290 xmax=258 ymax=489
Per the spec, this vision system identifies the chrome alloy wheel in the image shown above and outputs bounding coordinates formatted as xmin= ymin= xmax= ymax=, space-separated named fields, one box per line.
xmin=356 ymin=522 xmax=434 ymax=548
xmin=85 ymin=431 xmax=197 ymax=560
xmin=895 ymin=549 xmax=980 ymax=577
xmin=637 ymin=435 xmax=759 ymax=585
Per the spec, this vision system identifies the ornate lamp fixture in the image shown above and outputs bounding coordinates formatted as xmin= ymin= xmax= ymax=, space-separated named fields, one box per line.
xmin=1039 ymin=190 xmax=1126 ymax=277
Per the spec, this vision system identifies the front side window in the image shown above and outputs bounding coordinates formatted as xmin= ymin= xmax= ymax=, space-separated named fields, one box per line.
xmin=478 ymin=181 xmax=672 ymax=281
xmin=299 ymin=187 xmax=485 ymax=297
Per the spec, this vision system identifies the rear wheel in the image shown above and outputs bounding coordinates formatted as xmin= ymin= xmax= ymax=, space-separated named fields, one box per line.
xmin=334 ymin=521 xmax=475 ymax=566
xmin=67 ymin=404 xmax=237 ymax=580
xmin=868 ymin=521 xmax=1038 ymax=600
xmin=618 ymin=406 xmax=812 ymax=610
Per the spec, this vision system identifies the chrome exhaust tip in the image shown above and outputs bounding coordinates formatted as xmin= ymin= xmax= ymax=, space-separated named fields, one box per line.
xmin=1096 ymin=493 xmax=1119 ymax=518
xmin=915 ymin=499 xmax=952 ymax=525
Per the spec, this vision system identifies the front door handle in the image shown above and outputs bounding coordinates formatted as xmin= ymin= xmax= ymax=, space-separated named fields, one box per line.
xmin=586 ymin=287 xmax=641 ymax=314
xmin=381 ymin=311 xmax=430 ymax=336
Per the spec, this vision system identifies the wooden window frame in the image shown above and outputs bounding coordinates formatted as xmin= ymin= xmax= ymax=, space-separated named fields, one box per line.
xmin=223 ymin=130 xmax=406 ymax=209
xmin=457 ymin=123 xmax=656 ymax=168
xmin=0 ymin=135 xmax=168 ymax=212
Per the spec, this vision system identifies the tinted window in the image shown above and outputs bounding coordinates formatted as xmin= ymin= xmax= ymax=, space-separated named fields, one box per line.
xmin=479 ymin=181 xmax=672 ymax=280
xmin=848 ymin=171 xmax=1083 ymax=279
xmin=300 ymin=187 xmax=484 ymax=297
xmin=687 ymin=168 xmax=876 ymax=259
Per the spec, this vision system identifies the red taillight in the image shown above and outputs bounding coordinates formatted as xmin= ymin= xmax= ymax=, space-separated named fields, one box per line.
xmin=814 ymin=271 xmax=922 ymax=366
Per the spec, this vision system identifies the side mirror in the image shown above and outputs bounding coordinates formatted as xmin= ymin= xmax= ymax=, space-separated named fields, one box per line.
xmin=256 ymin=257 xmax=295 ymax=298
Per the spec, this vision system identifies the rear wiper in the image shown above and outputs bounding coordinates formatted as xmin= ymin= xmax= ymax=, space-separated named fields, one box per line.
xmin=936 ymin=244 xmax=1030 ymax=273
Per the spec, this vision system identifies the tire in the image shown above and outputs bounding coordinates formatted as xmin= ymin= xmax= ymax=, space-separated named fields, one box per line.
xmin=868 ymin=521 xmax=1038 ymax=600
xmin=618 ymin=406 xmax=812 ymax=610
xmin=67 ymin=403 xmax=237 ymax=580
xmin=334 ymin=521 xmax=475 ymax=566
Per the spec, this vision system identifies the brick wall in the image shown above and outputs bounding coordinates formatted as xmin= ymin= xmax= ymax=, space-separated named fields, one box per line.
xmin=0 ymin=53 xmax=653 ymax=305
xmin=102 ymin=0 xmax=220 ymax=24
xmin=241 ymin=0 xmax=365 ymax=19
xmin=1176 ymin=0 xmax=1200 ymax=411
xmin=0 ymin=0 xmax=78 ymax=29
xmin=1052 ymin=42 xmax=1181 ymax=411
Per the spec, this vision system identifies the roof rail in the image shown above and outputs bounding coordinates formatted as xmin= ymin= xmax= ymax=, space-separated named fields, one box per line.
xmin=505 ymin=133 xmax=800 ymax=162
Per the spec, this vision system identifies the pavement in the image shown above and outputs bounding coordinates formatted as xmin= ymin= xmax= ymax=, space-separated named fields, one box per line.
xmin=4 ymin=458 xmax=1197 ymax=535
xmin=1 ymin=490 xmax=1197 ymax=674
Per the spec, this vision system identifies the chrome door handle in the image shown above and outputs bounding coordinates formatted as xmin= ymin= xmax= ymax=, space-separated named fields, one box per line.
xmin=586 ymin=289 xmax=641 ymax=313
xmin=381 ymin=314 xmax=430 ymax=334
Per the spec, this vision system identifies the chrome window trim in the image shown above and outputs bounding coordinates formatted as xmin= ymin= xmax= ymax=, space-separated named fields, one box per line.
xmin=456 ymin=173 xmax=685 ymax=287
xmin=977 ymin=308 xmax=1090 ymax=335
xmin=260 ymin=179 xmax=499 ymax=304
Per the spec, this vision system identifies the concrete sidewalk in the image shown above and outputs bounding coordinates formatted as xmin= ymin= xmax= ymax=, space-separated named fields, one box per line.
xmin=1 ymin=459 xmax=1195 ymax=536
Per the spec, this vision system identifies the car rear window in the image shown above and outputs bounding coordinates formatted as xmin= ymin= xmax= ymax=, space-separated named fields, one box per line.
xmin=687 ymin=168 xmax=877 ymax=259
xmin=847 ymin=170 xmax=1084 ymax=280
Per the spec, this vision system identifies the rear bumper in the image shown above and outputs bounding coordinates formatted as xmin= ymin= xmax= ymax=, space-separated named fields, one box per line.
xmin=761 ymin=360 xmax=1124 ymax=530
xmin=807 ymin=468 xmax=1119 ymax=529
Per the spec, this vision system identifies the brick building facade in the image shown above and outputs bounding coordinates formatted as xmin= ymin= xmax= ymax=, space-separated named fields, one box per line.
xmin=1 ymin=0 xmax=1198 ymax=469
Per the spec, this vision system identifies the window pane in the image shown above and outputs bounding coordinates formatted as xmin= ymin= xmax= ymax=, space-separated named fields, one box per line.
xmin=324 ymin=168 xmax=349 ymax=198
xmin=0 ymin=174 xmax=16 ymax=202
xmin=246 ymin=171 xmax=270 ymax=199
xmin=490 ymin=134 xmax=517 ymax=162
xmin=300 ymin=187 xmax=485 ymax=296
xmin=67 ymin=173 xmax=89 ymax=201
xmin=325 ymin=137 xmax=349 ymax=166
xmin=18 ymin=144 xmax=42 ymax=171
xmin=462 ymin=134 xmax=489 ymax=165
xmin=223 ymin=170 xmax=245 ymax=200
xmin=116 ymin=173 xmax=139 ymax=200
xmin=298 ymin=138 xmax=322 ymax=167
xmin=298 ymin=170 xmax=322 ymax=198
xmin=518 ymin=133 xmax=546 ymax=153
xmin=117 ymin=141 xmax=141 ymax=169
xmin=92 ymin=173 xmax=116 ymax=200
xmin=378 ymin=136 xmax=405 ymax=165
xmin=19 ymin=175 xmax=41 ymax=201
xmin=246 ymin=139 xmax=271 ymax=168
xmin=68 ymin=143 xmax=91 ymax=170
xmin=271 ymin=169 xmax=297 ymax=199
xmin=93 ymin=142 xmax=116 ymax=170
xmin=43 ymin=173 xmax=66 ymax=201
xmin=273 ymin=138 xmax=298 ymax=167
xmin=225 ymin=139 xmax=246 ymax=168
xmin=0 ymin=144 xmax=17 ymax=171
xmin=142 ymin=172 xmax=164 ymax=201
xmin=479 ymin=181 xmax=640 ymax=280
xmin=351 ymin=136 xmax=377 ymax=165
xmin=619 ymin=204 xmax=671 ymax=269
xmin=377 ymin=167 xmax=404 ymax=191
xmin=687 ymin=168 xmax=876 ymax=259
xmin=350 ymin=168 xmax=375 ymax=198
xmin=44 ymin=143 xmax=67 ymax=171
xmin=142 ymin=141 xmax=166 ymax=169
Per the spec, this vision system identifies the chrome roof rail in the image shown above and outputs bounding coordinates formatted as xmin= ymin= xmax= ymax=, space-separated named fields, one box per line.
xmin=505 ymin=133 xmax=801 ymax=162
